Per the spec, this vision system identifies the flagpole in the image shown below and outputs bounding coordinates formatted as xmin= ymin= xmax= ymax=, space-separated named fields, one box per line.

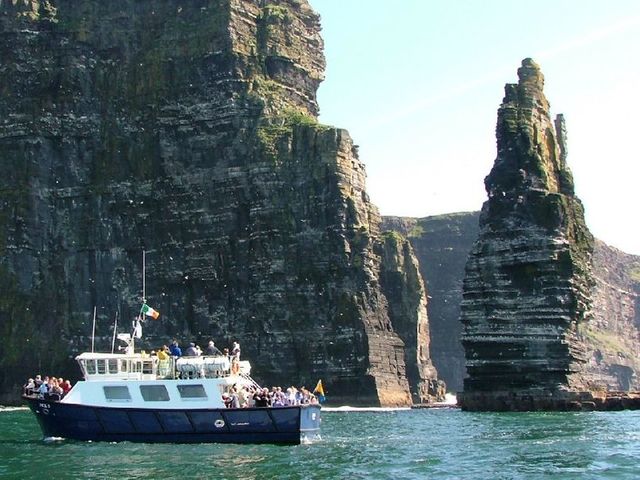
xmin=91 ymin=306 xmax=97 ymax=353
xmin=142 ymin=250 xmax=146 ymax=305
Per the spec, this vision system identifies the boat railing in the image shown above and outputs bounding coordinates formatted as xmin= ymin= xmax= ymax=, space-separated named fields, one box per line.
xmin=22 ymin=388 xmax=63 ymax=402
xmin=238 ymin=371 xmax=262 ymax=390
xmin=174 ymin=355 xmax=231 ymax=379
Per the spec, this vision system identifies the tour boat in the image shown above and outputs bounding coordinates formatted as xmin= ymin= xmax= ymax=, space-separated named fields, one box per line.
xmin=22 ymin=325 xmax=321 ymax=444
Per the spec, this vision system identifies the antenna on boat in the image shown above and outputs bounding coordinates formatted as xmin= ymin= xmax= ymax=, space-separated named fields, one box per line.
xmin=126 ymin=249 xmax=147 ymax=352
xmin=142 ymin=249 xmax=146 ymax=304
xmin=111 ymin=311 xmax=119 ymax=354
xmin=91 ymin=306 xmax=97 ymax=353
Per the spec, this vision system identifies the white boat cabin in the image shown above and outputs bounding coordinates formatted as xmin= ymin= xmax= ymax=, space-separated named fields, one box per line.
xmin=63 ymin=352 xmax=254 ymax=409
xmin=76 ymin=352 xmax=250 ymax=382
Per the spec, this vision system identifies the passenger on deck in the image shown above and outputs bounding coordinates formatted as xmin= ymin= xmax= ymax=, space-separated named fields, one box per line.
xmin=184 ymin=342 xmax=200 ymax=357
xmin=238 ymin=386 xmax=250 ymax=407
xmin=157 ymin=345 xmax=170 ymax=360
xmin=287 ymin=387 xmax=298 ymax=406
xmin=272 ymin=387 xmax=285 ymax=407
xmin=205 ymin=340 xmax=222 ymax=356
xmin=253 ymin=387 xmax=271 ymax=407
xmin=231 ymin=358 xmax=240 ymax=374
xmin=169 ymin=340 xmax=182 ymax=357
xmin=37 ymin=380 xmax=49 ymax=397
xmin=244 ymin=386 xmax=256 ymax=408
xmin=62 ymin=380 xmax=72 ymax=394
xmin=49 ymin=378 xmax=63 ymax=396
xmin=57 ymin=378 xmax=66 ymax=393
xmin=229 ymin=387 xmax=241 ymax=409
xmin=34 ymin=375 xmax=43 ymax=388
xmin=231 ymin=341 xmax=241 ymax=361
xmin=23 ymin=378 xmax=35 ymax=395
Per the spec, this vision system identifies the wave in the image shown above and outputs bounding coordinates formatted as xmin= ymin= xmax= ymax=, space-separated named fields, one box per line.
xmin=322 ymin=406 xmax=412 ymax=412
xmin=0 ymin=406 xmax=29 ymax=412
xmin=322 ymin=394 xmax=458 ymax=412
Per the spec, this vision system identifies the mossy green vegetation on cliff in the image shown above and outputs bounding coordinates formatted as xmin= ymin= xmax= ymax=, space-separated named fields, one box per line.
xmin=0 ymin=0 xmax=442 ymax=407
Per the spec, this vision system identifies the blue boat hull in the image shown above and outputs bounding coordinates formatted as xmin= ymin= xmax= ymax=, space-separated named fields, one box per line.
xmin=23 ymin=396 xmax=321 ymax=444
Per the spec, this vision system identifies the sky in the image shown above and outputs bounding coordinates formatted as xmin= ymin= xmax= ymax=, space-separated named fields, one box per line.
xmin=309 ymin=0 xmax=640 ymax=255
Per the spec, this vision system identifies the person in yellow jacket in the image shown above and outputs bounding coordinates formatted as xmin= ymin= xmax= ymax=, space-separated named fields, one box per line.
xmin=157 ymin=345 xmax=170 ymax=360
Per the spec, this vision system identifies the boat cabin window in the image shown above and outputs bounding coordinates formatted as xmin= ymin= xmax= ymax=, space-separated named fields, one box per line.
xmin=103 ymin=386 xmax=131 ymax=402
xmin=177 ymin=384 xmax=208 ymax=399
xmin=85 ymin=360 xmax=96 ymax=375
xmin=140 ymin=385 xmax=170 ymax=402
xmin=142 ymin=360 xmax=154 ymax=375
xmin=108 ymin=359 xmax=118 ymax=374
xmin=130 ymin=361 xmax=141 ymax=373
xmin=97 ymin=359 xmax=106 ymax=374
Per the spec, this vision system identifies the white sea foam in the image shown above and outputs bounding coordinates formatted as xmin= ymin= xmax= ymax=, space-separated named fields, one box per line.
xmin=322 ymin=406 xmax=412 ymax=412
xmin=323 ymin=393 xmax=458 ymax=412
xmin=0 ymin=406 xmax=28 ymax=412
xmin=442 ymin=393 xmax=458 ymax=405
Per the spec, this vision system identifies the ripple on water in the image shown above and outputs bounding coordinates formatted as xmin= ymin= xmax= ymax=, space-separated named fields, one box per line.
xmin=1 ymin=409 xmax=639 ymax=479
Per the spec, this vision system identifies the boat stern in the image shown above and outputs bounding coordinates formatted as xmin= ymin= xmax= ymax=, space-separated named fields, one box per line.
xmin=299 ymin=404 xmax=321 ymax=443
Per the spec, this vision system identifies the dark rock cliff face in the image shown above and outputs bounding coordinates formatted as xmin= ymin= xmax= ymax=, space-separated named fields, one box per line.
xmin=385 ymin=213 xmax=640 ymax=395
xmin=382 ymin=213 xmax=479 ymax=393
xmin=458 ymin=58 xmax=597 ymax=410
xmin=0 ymin=0 xmax=441 ymax=405
xmin=377 ymin=231 xmax=446 ymax=403
xmin=582 ymin=241 xmax=640 ymax=390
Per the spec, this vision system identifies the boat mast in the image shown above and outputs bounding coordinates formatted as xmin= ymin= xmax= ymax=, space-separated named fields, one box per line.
xmin=129 ymin=250 xmax=147 ymax=351
xmin=111 ymin=311 xmax=118 ymax=354
xmin=91 ymin=306 xmax=97 ymax=353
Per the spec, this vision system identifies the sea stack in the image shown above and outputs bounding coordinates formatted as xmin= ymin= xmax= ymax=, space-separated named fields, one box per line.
xmin=459 ymin=58 xmax=597 ymax=411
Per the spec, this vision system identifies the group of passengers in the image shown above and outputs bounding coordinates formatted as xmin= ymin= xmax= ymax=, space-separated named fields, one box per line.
xmin=150 ymin=339 xmax=242 ymax=378
xmin=222 ymin=384 xmax=318 ymax=409
xmin=23 ymin=375 xmax=72 ymax=399
xmin=156 ymin=340 xmax=240 ymax=361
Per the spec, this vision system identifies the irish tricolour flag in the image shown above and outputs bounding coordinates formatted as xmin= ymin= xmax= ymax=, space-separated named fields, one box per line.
xmin=141 ymin=304 xmax=160 ymax=320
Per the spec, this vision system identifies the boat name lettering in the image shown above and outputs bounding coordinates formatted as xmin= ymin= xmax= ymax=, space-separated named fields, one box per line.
xmin=231 ymin=422 xmax=250 ymax=426
xmin=39 ymin=403 xmax=51 ymax=409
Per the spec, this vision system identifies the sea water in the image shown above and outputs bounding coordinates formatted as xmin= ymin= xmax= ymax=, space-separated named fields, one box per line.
xmin=1 ymin=406 xmax=639 ymax=479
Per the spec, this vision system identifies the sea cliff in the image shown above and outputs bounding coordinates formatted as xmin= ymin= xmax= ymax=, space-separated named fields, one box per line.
xmin=0 ymin=0 xmax=442 ymax=405
xmin=384 ymin=214 xmax=640 ymax=396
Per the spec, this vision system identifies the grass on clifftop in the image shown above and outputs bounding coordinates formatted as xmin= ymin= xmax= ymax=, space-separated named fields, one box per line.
xmin=581 ymin=325 xmax=635 ymax=359
xmin=257 ymin=107 xmax=331 ymax=163
xmin=629 ymin=265 xmax=640 ymax=283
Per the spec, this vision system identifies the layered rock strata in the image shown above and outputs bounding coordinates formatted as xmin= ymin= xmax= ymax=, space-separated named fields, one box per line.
xmin=0 ymin=0 xmax=442 ymax=405
xmin=459 ymin=58 xmax=597 ymax=410
xmin=377 ymin=231 xmax=446 ymax=403
xmin=581 ymin=240 xmax=640 ymax=390
xmin=382 ymin=213 xmax=479 ymax=392
xmin=385 ymin=213 xmax=640 ymax=395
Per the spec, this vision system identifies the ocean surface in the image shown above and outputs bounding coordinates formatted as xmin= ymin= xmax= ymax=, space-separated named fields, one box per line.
xmin=1 ymin=406 xmax=639 ymax=479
